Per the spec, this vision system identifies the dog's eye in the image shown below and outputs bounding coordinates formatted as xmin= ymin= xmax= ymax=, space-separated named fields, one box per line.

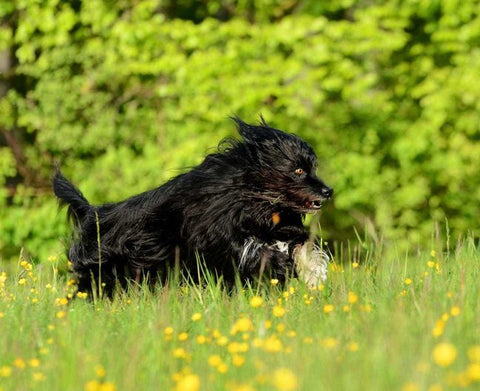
xmin=295 ymin=168 xmax=305 ymax=175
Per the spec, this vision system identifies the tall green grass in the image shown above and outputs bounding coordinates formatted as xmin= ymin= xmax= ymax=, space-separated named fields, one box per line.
xmin=0 ymin=236 xmax=479 ymax=391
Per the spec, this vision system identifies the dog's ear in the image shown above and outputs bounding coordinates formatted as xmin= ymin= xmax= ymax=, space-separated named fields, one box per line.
xmin=231 ymin=116 xmax=281 ymax=144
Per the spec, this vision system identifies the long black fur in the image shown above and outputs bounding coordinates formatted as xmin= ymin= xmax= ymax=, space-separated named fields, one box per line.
xmin=53 ymin=117 xmax=333 ymax=296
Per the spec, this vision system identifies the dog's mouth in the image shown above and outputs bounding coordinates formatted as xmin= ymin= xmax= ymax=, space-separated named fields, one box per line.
xmin=304 ymin=199 xmax=326 ymax=211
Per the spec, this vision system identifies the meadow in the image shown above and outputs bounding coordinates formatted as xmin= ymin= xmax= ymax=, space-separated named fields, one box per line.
xmin=0 ymin=236 xmax=479 ymax=391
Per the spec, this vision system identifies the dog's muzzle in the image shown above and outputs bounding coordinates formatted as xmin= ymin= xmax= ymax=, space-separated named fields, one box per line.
xmin=305 ymin=185 xmax=333 ymax=211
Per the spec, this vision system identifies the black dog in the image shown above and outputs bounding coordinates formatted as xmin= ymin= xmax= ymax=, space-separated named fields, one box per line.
xmin=53 ymin=117 xmax=333 ymax=296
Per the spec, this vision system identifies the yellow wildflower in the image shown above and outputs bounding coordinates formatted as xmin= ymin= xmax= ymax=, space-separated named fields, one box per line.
xmin=272 ymin=368 xmax=298 ymax=391
xmin=322 ymin=338 xmax=338 ymax=349
xmin=217 ymin=336 xmax=229 ymax=346
xmin=263 ymin=336 xmax=283 ymax=353
xmin=329 ymin=263 xmax=342 ymax=272
xmin=402 ymin=382 xmax=419 ymax=391
xmin=432 ymin=342 xmax=457 ymax=367
xmin=404 ymin=278 xmax=412 ymax=285
xmin=348 ymin=292 xmax=358 ymax=304
xmin=323 ymin=304 xmax=334 ymax=314
xmin=191 ymin=313 xmax=202 ymax=321
xmin=232 ymin=354 xmax=245 ymax=367
xmin=20 ymin=260 xmax=33 ymax=271
xmin=178 ymin=332 xmax=188 ymax=341
xmin=270 ymin=279 xmax=279 ymax=286
xmin=196 ymin=335 xmax=207 ymax=344
xmin=48 ymin=255 xmax=58 ymax=263
xmin=0 ymin=366 xmax=12 ymax=377
xmin=56 ymin=311 xmax=67 ymax=319
xmin=249 ymin=296 xmax=263 ymax=308
xmin=450 ymin=306 xmax=461 ymax=317
xmin=95 ymin=365 xmax=106 ymax=378
xmin=55 ymin=297 xmax=69 ymax=306
xmin=29 ymin=358 xmax=40 ymax=368
xmin=273 ymin=305 xmax=286 ymax=318
xmin=13 ymin=358 xmax=26 ymax=369
xmin=173 ymin=348 xmax=189 ymax=360
xmin=361 ymin=304 xmax=372 ymax=313
xmin=467 ymin=363 xmax=480 ymax=381
xmin=67 ymin=279 xmax=77 ymax=286
xmin=208 ymin=355 xmax=223 ymax=368
xmin=85 ymin=380 xmax=100 ymax=391
xmin=217 ymin=363 xmax=228 ymax=374
xmin=348 ymin=342 xmax=359 ymax=352
xmin=228 ymin=342 xmax=249 ymax=354
xmin=231 ymin=317 xmax=254 ymax=335
xmin=99 ymin=382 xmax=116 ymax=391
xmin=432 ymin=320 xmax=445 ymax=337
xmin=276 ymin=323 xmax=285 ymax=333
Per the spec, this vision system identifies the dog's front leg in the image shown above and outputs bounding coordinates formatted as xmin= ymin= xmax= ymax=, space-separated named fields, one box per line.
xmin=235 ymin=238 xmax=294 ymax=283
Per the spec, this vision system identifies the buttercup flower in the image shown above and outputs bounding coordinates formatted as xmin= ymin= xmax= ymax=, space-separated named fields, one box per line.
xmin=273 ymin=305 xmax=286 ymax=318
xmin=191 ymin=313 xmax=202 ymax=321
xmin=348 ymin=292 xmax=358 ymax=304
xmin=323 ymin=304 xmax=334 ymax=314
xmin=272 ymin=368 xmax=298 ymax=391
xmin=432 ymin=342 xmax=457 ymax=367
xmin=249 ymin=296 xmax=263 ymax=308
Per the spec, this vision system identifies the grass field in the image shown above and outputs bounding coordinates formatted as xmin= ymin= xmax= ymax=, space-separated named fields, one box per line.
xmin=0 ymin=237 xmax=479 ymax=391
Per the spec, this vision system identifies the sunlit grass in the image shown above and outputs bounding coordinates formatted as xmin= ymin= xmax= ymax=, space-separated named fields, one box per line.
xmin=0 ymin=237 xmax=479 ymax=391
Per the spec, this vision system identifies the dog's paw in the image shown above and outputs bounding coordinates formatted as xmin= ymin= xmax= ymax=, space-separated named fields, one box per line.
xmin=292 ymin=242 xmax=330 ymax=288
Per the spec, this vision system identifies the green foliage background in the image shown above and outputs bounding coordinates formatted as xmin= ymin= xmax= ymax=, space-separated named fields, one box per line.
xmin=0 ymin=0 xmax=479 ymax=261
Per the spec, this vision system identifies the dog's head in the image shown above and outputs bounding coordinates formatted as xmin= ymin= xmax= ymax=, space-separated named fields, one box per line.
xmin=232 ymin=117 xmax=333 ymax=213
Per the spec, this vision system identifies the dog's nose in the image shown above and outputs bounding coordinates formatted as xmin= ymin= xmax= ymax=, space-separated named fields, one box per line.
xmin=321 ymin=186 xmax=333 ymax=199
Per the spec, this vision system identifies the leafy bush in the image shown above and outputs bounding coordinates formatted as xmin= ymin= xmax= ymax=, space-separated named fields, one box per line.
xmin=0 ymin=0 xmax=479 ymax=261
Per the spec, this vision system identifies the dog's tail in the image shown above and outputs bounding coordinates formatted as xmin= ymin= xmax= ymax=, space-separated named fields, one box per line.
xmin=53 ymin=169 xmax=92 ymax=224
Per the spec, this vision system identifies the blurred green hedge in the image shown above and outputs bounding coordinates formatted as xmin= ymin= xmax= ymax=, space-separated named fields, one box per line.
xmin=1 ymin=0 xmax=479 ymax=261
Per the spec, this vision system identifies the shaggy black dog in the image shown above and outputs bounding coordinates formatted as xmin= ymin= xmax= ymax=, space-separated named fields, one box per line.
xmin=53 ymin=117 xmax=333 ymax=296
